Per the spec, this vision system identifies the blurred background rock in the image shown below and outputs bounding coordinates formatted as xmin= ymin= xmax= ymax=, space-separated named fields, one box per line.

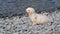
xmin=0 ymin=0 xmax=60 ymax=17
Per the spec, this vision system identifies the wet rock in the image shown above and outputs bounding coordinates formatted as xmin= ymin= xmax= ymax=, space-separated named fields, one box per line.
xmin=0 ymin=9 xmax=60 ymax=34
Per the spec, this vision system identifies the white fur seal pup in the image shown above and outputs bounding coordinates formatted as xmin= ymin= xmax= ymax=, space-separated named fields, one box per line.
xmin=26 ymin=7 xmax=51 ymax=26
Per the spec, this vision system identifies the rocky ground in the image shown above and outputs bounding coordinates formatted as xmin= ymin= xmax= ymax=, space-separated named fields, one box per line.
xmin=0 ymin=9 xmax=60 ymax=34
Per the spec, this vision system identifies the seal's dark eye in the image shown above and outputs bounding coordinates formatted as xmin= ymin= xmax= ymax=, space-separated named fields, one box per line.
xmin=28 ymin=10 xmax=30 ymax=12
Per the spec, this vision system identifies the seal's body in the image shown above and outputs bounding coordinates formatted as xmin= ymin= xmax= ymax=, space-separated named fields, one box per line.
xmin=26 ymin=7 xmax=50 ymax=26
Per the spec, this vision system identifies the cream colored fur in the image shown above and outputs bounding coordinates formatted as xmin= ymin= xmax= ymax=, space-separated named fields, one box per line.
xmin=26 ymin=7 xmax=50 ymax=26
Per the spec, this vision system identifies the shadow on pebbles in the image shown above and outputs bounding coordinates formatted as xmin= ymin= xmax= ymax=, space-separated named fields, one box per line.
xmin=0 ymin=10 xmax=60 ymax=34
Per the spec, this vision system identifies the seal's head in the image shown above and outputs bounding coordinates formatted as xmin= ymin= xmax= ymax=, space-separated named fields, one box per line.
xmin=26 ymin=7 xmax=35 ymax=13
